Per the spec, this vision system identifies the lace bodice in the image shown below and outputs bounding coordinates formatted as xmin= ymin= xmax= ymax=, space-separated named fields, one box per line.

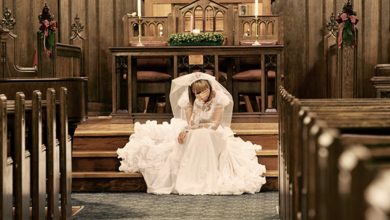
xmin=182 ymin=91 xmax=228 ymax=130
xmin=189 ymin=98 xmax=223 ymax=129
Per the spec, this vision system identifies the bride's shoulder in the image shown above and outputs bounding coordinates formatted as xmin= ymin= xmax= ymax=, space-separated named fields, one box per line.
xmin=213 ymin=90 xmax=230 ymax=106
xmin=177 ymin=92 xmax=190 ymax=108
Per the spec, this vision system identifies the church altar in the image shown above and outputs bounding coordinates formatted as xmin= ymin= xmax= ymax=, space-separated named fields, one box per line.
xmin=110 ymin=45 xmax=284 ymax=117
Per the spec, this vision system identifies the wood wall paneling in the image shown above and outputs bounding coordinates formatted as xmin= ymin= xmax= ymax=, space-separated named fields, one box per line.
xmin=283 ymin=0 xmax=389 ymax=98
xmin=362 ymin=1 xmax=380 ymax=97
xmin=380 ymin=0 xmax=390 ymax=63
xmin=86 ymin=0 xmax=99 ymax=103
xmin=306 ymin=0 xmax=326 ymax=98
xmin=98 ymin=0 xmax=114 ymax=104
xmin=2 ymin=1 xmax=389 ymax=113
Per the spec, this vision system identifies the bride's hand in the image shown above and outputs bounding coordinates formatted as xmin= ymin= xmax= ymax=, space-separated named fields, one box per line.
xmin=177 ymin=130 xmax=188 ymax=144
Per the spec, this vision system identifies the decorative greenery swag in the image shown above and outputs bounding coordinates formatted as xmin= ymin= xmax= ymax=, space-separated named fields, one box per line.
xmin=168 ymin=32 xmax=224 ymax=46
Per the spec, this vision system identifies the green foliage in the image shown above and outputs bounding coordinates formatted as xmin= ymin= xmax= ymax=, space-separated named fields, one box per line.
xmin=168 ymin=33 xmax=224 ymax=46
xmin=341 ymin=20 xmax=354 ymax=46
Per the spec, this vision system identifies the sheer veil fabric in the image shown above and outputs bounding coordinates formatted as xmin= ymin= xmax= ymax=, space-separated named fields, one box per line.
xmin=117 ymin=72 xmax=266 ymax=195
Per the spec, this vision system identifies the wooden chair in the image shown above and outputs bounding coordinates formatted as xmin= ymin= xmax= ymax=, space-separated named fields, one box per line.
xmin=134 ymin=57 xmax=172 ymax=113
xmin=232 ymin=57 xmax=276 ymax=112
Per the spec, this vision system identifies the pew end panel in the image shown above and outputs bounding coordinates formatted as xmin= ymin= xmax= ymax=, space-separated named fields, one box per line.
xmin=0 ymin=77 xmax=88 ymax=137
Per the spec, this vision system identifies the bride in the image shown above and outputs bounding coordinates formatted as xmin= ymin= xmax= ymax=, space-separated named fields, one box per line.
xmin=117 ymin=72 xmax=266 ymax=195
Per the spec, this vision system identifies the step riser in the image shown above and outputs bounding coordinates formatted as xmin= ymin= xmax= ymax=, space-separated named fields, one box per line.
xmin=258 ymin=156 xmax=278 ymax=171
xmin=73 ymin=157 xmax=121 ymax=172
xmin=73 ymin=135 xmax=278 ymax=151
xmin=73 ymin=136 xmax=129 ymax=151
xmin=238 ymin=134 xmax=278 ymax=150
xmin=72 ymin=177 xmax=146 ymax=192
xmin=72 ymin=155 xmax=277 ymax=172
xmin=72 ymin=176 xmax=278 ymax=192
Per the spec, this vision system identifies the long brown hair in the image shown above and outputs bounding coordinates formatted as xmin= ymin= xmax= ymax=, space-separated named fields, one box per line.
xmin=188 ymin=79 xmax=215 ymax=106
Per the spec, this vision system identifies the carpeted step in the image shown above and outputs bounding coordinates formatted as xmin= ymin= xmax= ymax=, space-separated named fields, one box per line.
xmin=72 ymin=171 xmax=278 ymax=192
xmin=72 ymin=150 xmax=278 ymax=172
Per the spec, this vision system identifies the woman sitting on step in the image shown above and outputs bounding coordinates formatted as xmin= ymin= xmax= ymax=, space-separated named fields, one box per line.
xmin=117 ymin=72 xmax=266 ymax=195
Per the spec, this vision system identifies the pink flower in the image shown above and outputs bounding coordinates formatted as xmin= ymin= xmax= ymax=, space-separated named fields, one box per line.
xmin=340 ymin=13 xmax=348 ymax=21
xmin=349 ymin=15 xmax=358 ymax=24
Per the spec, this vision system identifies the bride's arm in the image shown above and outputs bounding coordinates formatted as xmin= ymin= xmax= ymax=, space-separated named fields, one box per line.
xmin=183 ymin=103 xmax=193 ymax=125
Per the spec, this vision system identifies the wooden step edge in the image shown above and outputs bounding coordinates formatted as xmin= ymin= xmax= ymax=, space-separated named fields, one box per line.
xmin=72 ymin=171 xmax=143 ymax=178
xmin=256 ymin=149 xmax=278 ymax=156
xmin=265 ymin=170 xmax=278 ymax=177
xmin=234 ymin=130 xmax=278 ymax=135
xmin=72 ymin=170 xmax=278 ymax=179
xmin=73 ymin=149 xmax=279 ymax=158
xmin=74 ymin=130 xmax=279 ymax=137
xmin=74 ymin=122 xmax=279 ymax=137
xmin=74 ymin=131 xmax=131 ymax=137
xmin=73 ymin=151 xmax=118 ymax=157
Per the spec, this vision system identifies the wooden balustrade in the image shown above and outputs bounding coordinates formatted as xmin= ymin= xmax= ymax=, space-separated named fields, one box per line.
xmin=234 ymin=15 xmax=280 ymax=46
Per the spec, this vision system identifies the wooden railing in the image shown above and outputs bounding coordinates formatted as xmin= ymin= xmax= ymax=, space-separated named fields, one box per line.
xmin=123 ymin=15 xmax=172 ymax=46
xmin=0 ymin=88 xmax=72 ymax=220
xmin=234 ymin=15 xmax=281 ymax=45
xmin=279 ymin=86 xmax=390 ymax=220
xmin=122 ymin=0 xmax=280 ymax=47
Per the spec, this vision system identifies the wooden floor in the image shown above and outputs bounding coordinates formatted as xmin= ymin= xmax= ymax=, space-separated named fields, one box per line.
xmin=72 ymin=116 xmax=279 ymax=192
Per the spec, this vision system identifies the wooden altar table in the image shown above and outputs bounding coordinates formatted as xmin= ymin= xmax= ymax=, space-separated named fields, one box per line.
xmin=109 ymin=45 xmax=284 ymax=117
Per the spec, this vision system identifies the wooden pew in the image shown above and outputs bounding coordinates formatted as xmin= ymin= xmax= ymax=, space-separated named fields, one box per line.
xmin=1 ymin=87 xmax=72 ymax=220
xmin=46 ymin=88 xmax=60 ymax=219
xmin=307 ymin=125 xmax=390 ymax=220
xmin=364 ymin=169 xmax=390 ymax=219
xmin=337 ymin=140 xmax=390 ymax=220
xmin=31 ymin=91 xmax=46 ymax=220
xmin=59 ymin=88 xmax=72 ymax=220
xmin=0 ymin=77 xmax=88 ymax=138
xmin=0 ymin=94 xmax=13 ymax=220
xmin=279 ymin=86 xmax=390 ymax=220
xmin=14 ymin=92 xmax=31 ymax=220
xmin=296 ymin=106 xmax=390 ymax=220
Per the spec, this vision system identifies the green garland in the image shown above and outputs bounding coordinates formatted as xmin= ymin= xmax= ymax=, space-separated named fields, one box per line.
xmin=168 ymin=33 xmax=224 ymax=46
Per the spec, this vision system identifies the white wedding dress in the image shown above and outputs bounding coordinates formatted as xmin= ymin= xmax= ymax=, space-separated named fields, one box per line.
xmin=117 ymin=73 xmax=266 ymax=195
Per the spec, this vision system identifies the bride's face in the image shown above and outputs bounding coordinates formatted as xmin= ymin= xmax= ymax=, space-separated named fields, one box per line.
xmin=191 ymin=80 xmax=211 ymax=102
xmin=194 ymin=87 xmax=210 ymax=102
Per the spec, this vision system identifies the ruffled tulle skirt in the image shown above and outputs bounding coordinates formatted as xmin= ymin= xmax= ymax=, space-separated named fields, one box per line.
xmin=117 ymin=119 xmax=266 ymax=195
